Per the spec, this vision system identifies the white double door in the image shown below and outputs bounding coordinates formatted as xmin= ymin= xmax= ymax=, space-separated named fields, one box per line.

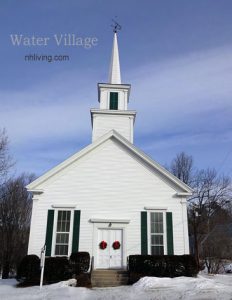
xmin=97 ymin=228 xmax=123 ymax=269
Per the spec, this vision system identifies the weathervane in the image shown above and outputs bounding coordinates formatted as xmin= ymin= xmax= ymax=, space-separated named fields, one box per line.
xmin=111 ymin=18 xmax=122 ymax=33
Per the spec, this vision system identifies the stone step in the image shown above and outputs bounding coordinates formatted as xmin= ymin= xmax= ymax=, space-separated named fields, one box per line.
xmin=91 ymin=269 xmax=129 ymax=287
xmin=93 ymin=283 xmax=127 ymax=288
xmin=92 ymin=278 xmax=128 ymax=282
xmin=92 ymin=277 xmax=128 ymax=282
xmin=92 ymin=277 xmax=128 ymax=281
xmin=91 ymin=273 xmax=128 ymax=278
xmin=92 ymin=281 xmax=128 ymax=287
xmin=92 ymin=284 xmax=128 ymax=288
xmin=92 ymin=271 xmax=128 ymax=277
xmin=92 ymin=270 xmax=128 ymax=274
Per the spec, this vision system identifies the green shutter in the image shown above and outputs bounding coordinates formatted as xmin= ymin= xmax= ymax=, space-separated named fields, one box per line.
xmin=45 ymin=209 xmax=54 ymax=256
xmin=141 ymin=211 xmax=148 ymax=254
xmin=72 ymin=210 xmax=81 ymax=253
xmin=110 ymin=92 xmax=118 ymax=110
xmin=166 ymin=212 xmax=174 ymax=255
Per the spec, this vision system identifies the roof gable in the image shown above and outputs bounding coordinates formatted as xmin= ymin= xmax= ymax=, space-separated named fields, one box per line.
xmin=27 ymin=130 xmax=193 ymax=194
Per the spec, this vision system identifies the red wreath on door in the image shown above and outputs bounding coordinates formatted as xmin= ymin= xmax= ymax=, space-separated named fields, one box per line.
xmin=99 ymin=240 xmax=107 ymax=250
xmin=112 ymin=241 xmax=121 ymax=250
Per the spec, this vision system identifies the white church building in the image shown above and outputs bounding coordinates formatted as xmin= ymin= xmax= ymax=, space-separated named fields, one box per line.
xmin=27 ymin=31 xmax=193 ymax=270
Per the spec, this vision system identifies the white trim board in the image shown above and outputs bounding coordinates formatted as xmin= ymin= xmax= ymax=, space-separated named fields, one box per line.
xmin=52 ymin=204 xmax=77 ymax=208
xmin=90 ymin=218 xmax=130 ymax=224
xmin=144 ymin=206 xmax=168 ymax=211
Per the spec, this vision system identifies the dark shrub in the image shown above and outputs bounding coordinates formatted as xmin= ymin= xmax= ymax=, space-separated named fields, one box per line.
xmin=16 ymin=255 xmax=40 ymax=286
xmin=128 ymin=255 xmax=198 ymax=284
xmin=16 ymin=253 xmax=91 ymax=286
xmin=76 ymin=273 xmax=92 ymax=288
xmin=69 ymin=252 xmax=90 ymax=275
xmin=44 ymin=256 xmax=71 ymax=284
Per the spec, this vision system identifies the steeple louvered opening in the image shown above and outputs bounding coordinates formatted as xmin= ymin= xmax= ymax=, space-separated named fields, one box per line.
xmin=109 ymin=92 xmax=118 ymax=110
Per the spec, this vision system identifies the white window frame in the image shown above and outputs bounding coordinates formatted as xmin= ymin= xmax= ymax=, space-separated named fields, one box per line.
xmin=147 ymin=211 xmax=167 ymax=255
xmin=52 ymin=209 xmax=74 ymax=257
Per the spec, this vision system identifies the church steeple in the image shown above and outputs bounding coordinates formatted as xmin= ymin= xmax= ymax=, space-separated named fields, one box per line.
xmin=108 ymin=32 xmax=121 ymax=84
xmin=90 ymin=27 xmax=136 ymax=143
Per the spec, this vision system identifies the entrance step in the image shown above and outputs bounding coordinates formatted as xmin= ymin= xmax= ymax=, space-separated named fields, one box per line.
xmin=91 ymin=270 xmax=129 ymax=287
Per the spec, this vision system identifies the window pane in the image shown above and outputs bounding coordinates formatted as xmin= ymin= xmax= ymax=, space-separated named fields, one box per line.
xmin=66 ymin=216 xmax=70 ymax=232
xmin=55 ymin=245 xmax=68 ymax=256
xmin=67 ymin=211 xmax=71 ymax=220
xmin=151 ymin=212 xmax=163 ymax=222
xmin=56 ymin=233 xmax=61 ymax=243
xmin=158 ymin=213 xmax=163 ymax=222
xmin=151 ymin=212 xmax=155 ymax=222
xmin=57 ymin=221 xmax=61 ymax=232
xmin=58 ymin=211 xmax=62 ymax=220
xmin=151 ymin=246 xmax=164 ymax=255
xmin=63 ymin=233 xmax=69 ymax=244
xmin=60 ymin=221 xmax=64 ymax=232
xmin=154 ymin=222 xmax=163 ymax=233
xmin=151 ymin=235 xmax=163 ymax=245
xmin=56 ymin=233 xmax=69 ymax=244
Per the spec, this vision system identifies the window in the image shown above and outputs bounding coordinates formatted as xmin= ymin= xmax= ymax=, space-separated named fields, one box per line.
xmin=109 ymin=92 xmax=118 ymax=110
xmin=55 ymin=210 xmax=71 ymax=256
xmin=150 ymin=212 xmax=164 ymax=255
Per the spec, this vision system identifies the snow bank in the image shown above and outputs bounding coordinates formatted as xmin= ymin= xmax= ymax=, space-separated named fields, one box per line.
xmin=133 ymin=275 xmax=223 ymax=290
xmin=48 ymin=278 xmax=77 ymax=288
xmin=0 ymin=275 xmax=232 ymax=300
xmin=133 ymin=275 xmax=232 ymax=299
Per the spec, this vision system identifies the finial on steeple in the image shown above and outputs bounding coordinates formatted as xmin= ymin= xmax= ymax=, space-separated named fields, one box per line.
xmin=111 ymin=19 xmax=122 ymax=33
xmin=109 ymin=19 xmax=122 ymax=84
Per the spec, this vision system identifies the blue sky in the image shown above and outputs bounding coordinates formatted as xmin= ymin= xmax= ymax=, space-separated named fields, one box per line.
xmin=0 ymin=0 xmax=232 ymax=178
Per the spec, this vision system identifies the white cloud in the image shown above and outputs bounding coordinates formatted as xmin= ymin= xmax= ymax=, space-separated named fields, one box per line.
xmin=1 ymin=44 xmax=232 ymax=174
xmin=140 ymin=130 xmax=232 ymax=152
xmin=0 ymin=69 xmax=97 ymax=145
xmin=128 ymin=44 xmax=232 ymax=136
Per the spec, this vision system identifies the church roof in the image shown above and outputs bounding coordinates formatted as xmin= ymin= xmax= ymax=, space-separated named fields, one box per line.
xmin=26 ymin=130 xmax=193 ymax=195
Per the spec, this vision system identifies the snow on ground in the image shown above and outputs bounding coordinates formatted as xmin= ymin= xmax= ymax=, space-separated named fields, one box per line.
xmin=1 ymin=275 xmax=232 ymax=300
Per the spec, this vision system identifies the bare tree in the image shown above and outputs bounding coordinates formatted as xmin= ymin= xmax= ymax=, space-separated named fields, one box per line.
xmin=188 ymin=169 xmax=232 ymax=271
xmin=0 ymin=129 xmax=35 ymax=278
xmin=170 ymin=152 xmax=193 ymax=185
xmin=190 ymin=169 xmax=232 ymax=230
xmin=200 ymin=224 xmax=232 ymax=274
xmin=0 ymin=173 xmax=35 ymax=278
xmin=0 ymin=128 xmax=13 ymax=183
xmin=169 ymin=153 xmax=232 ymax=272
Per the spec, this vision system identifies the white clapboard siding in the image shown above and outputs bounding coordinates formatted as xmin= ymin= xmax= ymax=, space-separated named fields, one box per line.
xmin=92 ymin=114 xmax=134 ymax=142
xmin=28 ymin=138 xmax=189 ymax=259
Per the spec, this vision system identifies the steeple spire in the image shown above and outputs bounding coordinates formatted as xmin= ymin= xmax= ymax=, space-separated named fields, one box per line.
xmin=108 ymin=30 xmax=121 ymax=84
xmin=91 ymin=24 xmax=136 ymax=143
